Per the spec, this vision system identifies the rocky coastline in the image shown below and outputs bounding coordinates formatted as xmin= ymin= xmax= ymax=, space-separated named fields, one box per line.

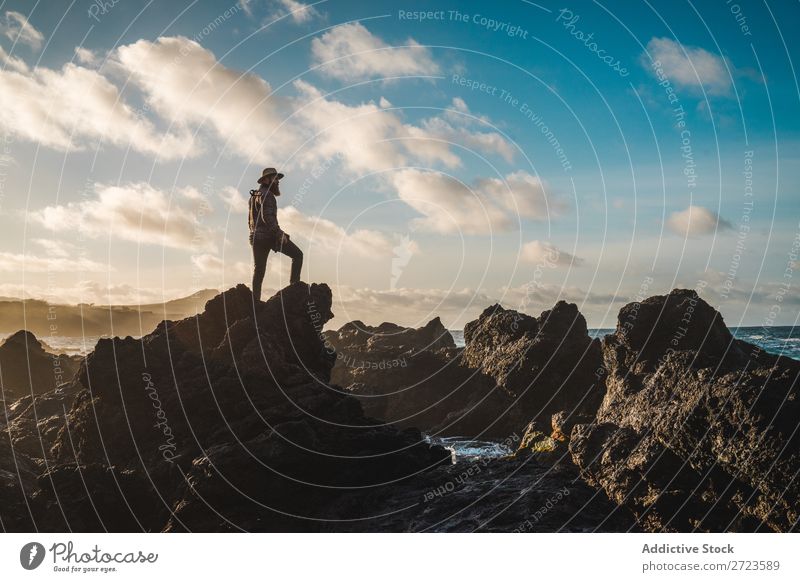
xmin=1 ymin=284 xmax=796 ymax=532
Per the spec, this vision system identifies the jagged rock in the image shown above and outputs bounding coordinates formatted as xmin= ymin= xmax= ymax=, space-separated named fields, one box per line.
xmin=5 ymin=381 xmax=81 ymax=461
xmin=323 ymin=317 xmax=507 ymax=437
xmin=461 ymin=301 xmax=606 ymax=436
xmin=0 ymin=330 xmax=81 ymax=401
xmin=14 ymin=282 xmax=450 ymax=532
xmin=323 ymin=301 xmax=605 ymax=441
xmin=0 ymin=428 xmax=38 ymax=531
xmin=324 ymin=317 xmax=454 ymax=354
xmin=569 ymin=289 xmax=800 ymax=532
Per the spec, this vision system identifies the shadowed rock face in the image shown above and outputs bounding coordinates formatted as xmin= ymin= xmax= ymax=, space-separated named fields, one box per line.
xmin=2 ymin=283 xmax=451 ymax=532
xmin=462 ymin=301 xmax=606 ymax=440
xmin=569 ymin=289 xmax=800 ymax=532
xmin=0 ymin=330 xmax=81 ymax=402
xmin=323 ymin=317 xmax=508 ymax=437
xmin=324 ymin=301 xmax=606 ymax=441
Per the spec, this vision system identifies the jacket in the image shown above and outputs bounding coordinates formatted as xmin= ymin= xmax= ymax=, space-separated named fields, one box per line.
xmin=248 ymin=190 xmax=283 ymax=245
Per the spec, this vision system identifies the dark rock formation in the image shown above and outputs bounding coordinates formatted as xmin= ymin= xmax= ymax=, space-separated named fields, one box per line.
xmin=0 ymin=330 xmax=81 ymax=402
xmin=323 ymin=317 xmax=509 ymax=437
xmin=569 ymin=289 xmax=800 ymax=532
xmin=6 ymin=284 xmax=790 ymax=533
xmin=322 ymin=452 xmax=638 ymax=532
xmin=462 ymin=301 xmax=606 ymax=438
xmin=2 ymin=283 xmax=450 ymax=532
xmin=323 ymin=301 xmax=605 ymax=442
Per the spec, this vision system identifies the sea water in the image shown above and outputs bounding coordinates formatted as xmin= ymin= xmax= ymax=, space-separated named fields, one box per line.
xmin=425 ymin=435 xmax=514 ymax=463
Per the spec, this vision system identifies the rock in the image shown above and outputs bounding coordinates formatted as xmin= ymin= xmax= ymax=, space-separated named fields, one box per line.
xmin=324 ymin=301 xmax=605 ymax=441
xmin=13 ymin=282 xmax=450 ymax=532
xmin=323 ymin=317 xmax=507 ymax=437
xmin=5 ymin=381 xmax=81 ymax=461
xmin=0 ymin=330 xmax=81 ymax=401
xmin=320 ymin=453 xmax=638 ymax=532
xmin=461 ymin=301 xmax=606 ymax=437
xmin=0 ymin=427 xmax=38 ymax=531
xmin=324 ymin=317 xmax=454 ymax=355
xmin=569 ymin=289 xmax=800 ymax=532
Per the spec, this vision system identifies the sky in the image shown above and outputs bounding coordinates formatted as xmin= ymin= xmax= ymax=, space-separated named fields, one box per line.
xmin=0 ymin=0 xmax=798 ymax=329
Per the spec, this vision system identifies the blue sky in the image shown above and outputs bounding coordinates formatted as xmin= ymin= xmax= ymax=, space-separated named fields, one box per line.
xmin=0 ymin=0 xmax=798 ymax=328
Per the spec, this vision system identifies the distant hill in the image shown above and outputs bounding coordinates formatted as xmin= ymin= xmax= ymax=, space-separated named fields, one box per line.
xmin=0 ymin=289 xmax=219 ymax=338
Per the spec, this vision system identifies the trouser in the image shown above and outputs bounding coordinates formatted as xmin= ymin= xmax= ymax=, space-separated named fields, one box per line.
xmin=251 ymin=235 xmax=303 ymax=301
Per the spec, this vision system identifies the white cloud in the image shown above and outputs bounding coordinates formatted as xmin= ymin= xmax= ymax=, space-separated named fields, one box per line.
xmin=0 ymin=59 xmax=198 ymax=158
xmin=391 ymin=169 xmax=564 ymax=235
xmin=521 ymin=240 xmax=583 ymax=267
xmin=3 ymin=34 xmax=509 ymax=181
xmin=31 ymin=182 xmax=217 ymax=252
xmin=293 ymin=80 xmax=437 ymax=173
xmin=191 ymin=253 xmax=224 ymax=273
xmin=666 ymin=205 xmax=731 ymax=237
xmin=644 ymin=37 xmax=731 ymax=95
xmin=219 ymin=186 xmax=249 ymax=214
xmin=0 ymin=44 xmax=29 ymax=72
xmin=74 ymin=46 xmax=98 ymax=65
xmin=392 ymin=169 xmax=510 ymax=234
xmin=310 ymin=22 xmax=439 ymax=81
xmin=412 ymin=114 xmax=515 ymax=164
xmin=293 ymin=81 xmax=510 ymax=175
xmin=2 ymin=11 xmax=44 ymax=50
xmin=278 ymin=206 xmax=396 ymax=258
xmin=32 ymin=238 xmax=80 ymax=258
xmin=0 ymin=252 xmax=109 ymax=273
xmin=476 ymin=170 xmax=564 ymax=220
xmin=191 ymin=253 xmax=250 ymax=276
xmin=178 ymin=186 xmax=213 ymax=209
xmin=275 ymin=0 xmax=318 ymax=23
xmin=115 ymin=36 xmax=297 ymax=161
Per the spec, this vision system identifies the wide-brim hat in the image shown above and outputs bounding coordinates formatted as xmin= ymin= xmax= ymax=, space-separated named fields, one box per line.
xmin=257 ymin=167 xmax=284 ymax=184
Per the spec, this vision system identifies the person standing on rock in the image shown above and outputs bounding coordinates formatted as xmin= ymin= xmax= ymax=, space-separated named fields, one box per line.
xmin=248 ymin=167 xmax=303 ymax=301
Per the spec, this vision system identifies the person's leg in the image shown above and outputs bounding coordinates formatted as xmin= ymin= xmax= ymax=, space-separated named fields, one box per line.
xmin=277 ymin=238 xmax=304 ymax=284
xmin=251 ymin=239 xmax=270 ymax=301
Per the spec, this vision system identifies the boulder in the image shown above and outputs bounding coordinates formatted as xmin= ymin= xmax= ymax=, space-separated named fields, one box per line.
xmin=569 ymin=289 xmax=800 ymax=532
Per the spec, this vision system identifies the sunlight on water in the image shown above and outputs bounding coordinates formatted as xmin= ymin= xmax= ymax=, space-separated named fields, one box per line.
xmin=425 ymin=435 xmax=514 ymax=463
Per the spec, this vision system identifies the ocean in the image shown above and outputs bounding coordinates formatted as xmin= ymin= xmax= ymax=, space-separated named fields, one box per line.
xmin=449 ymin=326 xmax=800 ymax=361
